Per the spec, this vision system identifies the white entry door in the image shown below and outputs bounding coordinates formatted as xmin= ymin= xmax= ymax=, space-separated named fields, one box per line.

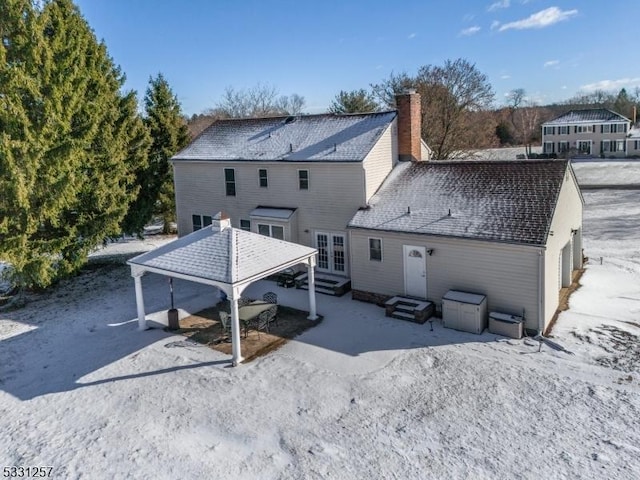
xmin=403 ymin=245 xmax=427 ymax=299
xmin=316 ymin=232 xmax=347 ymax=274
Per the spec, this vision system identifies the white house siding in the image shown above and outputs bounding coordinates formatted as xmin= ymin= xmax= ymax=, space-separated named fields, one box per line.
xmin=173 ymin=161 xmax=366 ymax=250
xmin=362 ymin=120 xmax=397 ymax=201
xmin=542 ymin=168 xmax=583 ymax=330
xmin=349 ymin=229 xmax=541 ymax=331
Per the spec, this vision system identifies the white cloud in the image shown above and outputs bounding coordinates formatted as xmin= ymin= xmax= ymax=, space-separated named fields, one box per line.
xmin=408 ymin=32 xmax=416 ymax=39
xmin=460 ymin=26 xmax=481 ymax=36
xmin=580 ymin=77 xmax=640 ymax=91
xmin=499 ymin=7 xmax=578 ymax=31
xmin=488 ymin=0 xmax=510 ymax=11
xmin=463 ymin=13 xmax=476 ymax=22
xmin=544 ymin=59 xmax=559 ymax=68
xmin=561 ymin=85 xmax=567 ymax=90
xmin=490 ymin=20 xmax=501 ymax=30
xmin=501 ymin=74 xmax=511 ymax=79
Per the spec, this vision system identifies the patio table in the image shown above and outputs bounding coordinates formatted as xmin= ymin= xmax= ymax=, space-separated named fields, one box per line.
xmin=238 ymin=300 xmax=273 ymax=323
xmin=238 ymin=300 xmax=276 ymax=337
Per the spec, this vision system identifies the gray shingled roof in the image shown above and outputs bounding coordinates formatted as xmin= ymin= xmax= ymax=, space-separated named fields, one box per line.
xmin=544 ymin=109 xmax=630 ymax=125
xmin=173 ymin=111 xmax=396 ymax=162
xmin=348 ymin=160 xmax=571 ymax=246
xmin=128 ymin=226 xmax=316 ymax=285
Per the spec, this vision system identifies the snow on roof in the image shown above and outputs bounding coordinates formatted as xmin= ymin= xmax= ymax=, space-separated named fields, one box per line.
xmin=172 ymin=111 xmax=396 ymax=163
xmin=348 ymin=160 xmax=570 ymax=246
xmin=128 ymin=226 xmax=316 ymax=285
xmin=544 ymin=109 xmax=630 ymax=125
xmin=628 ymin=127 xmax=640 ymax=138
xmin=250 ymin=207 xmax=296 ymax=220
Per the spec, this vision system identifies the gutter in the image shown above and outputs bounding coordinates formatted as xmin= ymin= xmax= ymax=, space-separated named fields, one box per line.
xmin=537 ymin=248 xmax=546 ymax=334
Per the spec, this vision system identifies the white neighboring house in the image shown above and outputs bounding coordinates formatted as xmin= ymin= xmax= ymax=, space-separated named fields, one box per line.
xmin=541 ymin=109 xmax=632 ymax=157
xmin=171 ymin=91 xmax=583 ymax=334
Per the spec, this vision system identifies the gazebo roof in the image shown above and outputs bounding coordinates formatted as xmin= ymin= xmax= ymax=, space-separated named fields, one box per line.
xmin=128 ymin=224 xmax=316 ymax=287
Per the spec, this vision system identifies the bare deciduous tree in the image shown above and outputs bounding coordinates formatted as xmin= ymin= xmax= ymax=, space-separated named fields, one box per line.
xmin=372 ymin=59 xmax=496 ymax=159
xmin=210 ymin=84 xmax=306 ymax=118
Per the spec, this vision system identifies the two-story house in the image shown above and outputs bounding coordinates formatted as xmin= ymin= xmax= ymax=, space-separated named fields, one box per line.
xmin=172 ymin=92 xmax=429 ymax=278
xmin=541 ymin=109 xmax=631 ymax=157
xmin=171 ymin=91 xmax=583 ymax=335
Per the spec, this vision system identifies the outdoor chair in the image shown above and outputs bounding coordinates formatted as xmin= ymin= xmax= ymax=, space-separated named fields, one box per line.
xmin=262 ymin=292 xmax=279 ymax=326
xmin=237 ymin=297 xmax=252 ymax=307
xmin=219 ymin=311 xmax=231 ymax=338
xmin=255 ymin=305 xmax=277 ymax=338
xmin=263 ymin=292 xmax=277 ymax=304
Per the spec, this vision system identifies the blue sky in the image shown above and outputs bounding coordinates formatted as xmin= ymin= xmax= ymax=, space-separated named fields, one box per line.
xmin=74 ymin=0 xmax=640 ymax=116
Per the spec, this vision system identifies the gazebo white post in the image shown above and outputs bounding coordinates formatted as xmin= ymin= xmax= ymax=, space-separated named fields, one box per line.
xmin=229 ymin=288 xmax=243 ymax=366
xmin=131 ymin=267 xmax=147 ymax=331
xmin=306 ymin=255 xmax=319 ymax=320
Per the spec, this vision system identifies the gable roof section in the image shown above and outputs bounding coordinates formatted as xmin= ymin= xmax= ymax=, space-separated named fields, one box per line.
xmin=173 ymin=111 xmax=397 ymax=162
xmin=348 ymin=160 xmax=570 ymax=246
xmin=544 ymin=109 xmax=630 ymax=125
xmin=128 ymin=226 xmax=316 ymax=285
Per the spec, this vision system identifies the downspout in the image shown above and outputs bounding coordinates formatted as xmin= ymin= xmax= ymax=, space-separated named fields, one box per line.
xmin=537 ymin=248 xmax=546 ymax=335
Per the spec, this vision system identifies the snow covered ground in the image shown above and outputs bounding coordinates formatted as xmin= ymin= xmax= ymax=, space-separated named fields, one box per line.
xmin=572 ymin=161 xmax=640 ymax=187
xmin=1 ymin=181 xmax=639 ymax=479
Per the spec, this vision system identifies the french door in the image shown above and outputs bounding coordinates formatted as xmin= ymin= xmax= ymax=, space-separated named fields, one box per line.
xmin=315 ymin=232 xmax=346 ymax=274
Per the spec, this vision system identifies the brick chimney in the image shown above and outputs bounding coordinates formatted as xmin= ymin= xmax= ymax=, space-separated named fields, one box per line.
xmin=396 ymin=90 xmax=422 ymax=162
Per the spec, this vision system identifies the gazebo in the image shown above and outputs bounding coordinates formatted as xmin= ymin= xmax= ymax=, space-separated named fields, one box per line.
xmin=127 ymin=213 xmax=318 ymax=366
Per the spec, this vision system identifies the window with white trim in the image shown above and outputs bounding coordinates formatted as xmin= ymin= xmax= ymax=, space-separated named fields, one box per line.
xmin=577 ymin=141 xmax=591 ymax=153
xmin=192 ymin=214 xmax=212 ymax=231
xmin=298 ymin=169 xmax=309 ymax=190
xmin=543 ymin=126 xmax=555 ymax=135
xmin=224 ymin=168 xmax=236 ymax=196
xmin=257 ymin=223 xmax=284 ymax=240
xmin=612 ymin=123 xmax=627 ymax=133
xmin=558 ymin=126 xmax=569 ymax=135
xmin=543 ymin=142 xmax=554 ymax=154
xmin=634 ymin=140 xmax=640 ymax=150
xmin=240 ymin=219 xmax=251 ymax=231
xmin=369 ymin=238 xmax=382 ymax=261
xmin=558 ymin=141 xmax=569 ymax=152
xmin=575 ymin=125 xmax=593 ymax=134
xmin=601 ymin=124 xmax=611 ymax=134
xmin=258 ymin=168 xmax=268 ymax=188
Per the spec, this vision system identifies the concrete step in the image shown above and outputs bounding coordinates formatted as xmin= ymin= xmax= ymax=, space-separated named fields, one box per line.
xmin=390 ymin=311 xmax=416 ymax=321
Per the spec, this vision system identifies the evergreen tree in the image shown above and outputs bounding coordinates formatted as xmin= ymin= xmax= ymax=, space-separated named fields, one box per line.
xmin=328 ymin=89 xmax=380 ymax=114
xmin=0 ymin=0 xmax=148 ymax=289
xmin=123 ymin=74 xmax=189 ymax=235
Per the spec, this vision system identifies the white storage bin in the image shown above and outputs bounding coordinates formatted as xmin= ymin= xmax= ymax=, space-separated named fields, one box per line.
xmin=442 ymin=290 xmax=487 ymax=334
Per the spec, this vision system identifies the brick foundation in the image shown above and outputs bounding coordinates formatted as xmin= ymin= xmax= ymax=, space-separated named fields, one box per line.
xmin=351 ymin=289 xmax=392 ymax=307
